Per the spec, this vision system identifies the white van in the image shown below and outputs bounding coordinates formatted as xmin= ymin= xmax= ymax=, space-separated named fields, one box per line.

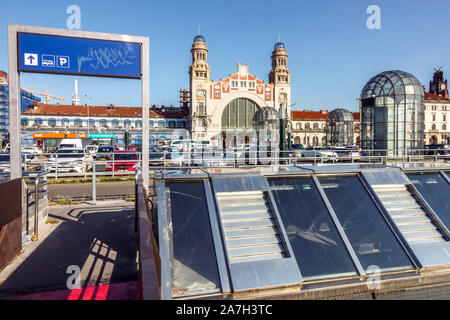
xmin=58 ymin=138 xmax=83 ymax=150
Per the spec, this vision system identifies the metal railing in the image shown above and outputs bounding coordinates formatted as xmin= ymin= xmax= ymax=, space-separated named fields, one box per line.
xmin=23 ymin=170 xmax=49 ymax=240
xmin=0 ymin=148 xmax=448 ymax=179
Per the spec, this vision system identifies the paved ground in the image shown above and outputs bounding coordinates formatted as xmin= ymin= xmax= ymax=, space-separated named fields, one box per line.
xmin=48 ymin=181 xmax=134 ymax=201
xmin=0 ymin=200 xmax=139 ymax=300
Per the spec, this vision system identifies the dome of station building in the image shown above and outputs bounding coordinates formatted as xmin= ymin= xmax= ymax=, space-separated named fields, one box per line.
xmin=193 ymin=35 xmax=206 ymax=43
xmin=274 ymin=42 xmax=285 ymax=50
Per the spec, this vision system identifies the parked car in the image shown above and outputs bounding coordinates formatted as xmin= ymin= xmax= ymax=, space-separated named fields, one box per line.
xmin=301 ymin=146 xmax=337 ymax=160
xmin=85 ymin=145 xmax=99 ymax=155
xmin=21 ymin=145 xmax=43 ymax=155
xmin=149 ymin=148 xmax=167 ymax=166
xmin=95 ymin=146 xmax=117 ymax=160
xmin=330 ymin=146 xmax=361 ymax=160
xmin=288 ymin=144 xmax=305 ymax=158
xmin=425 ymin=143 xmax=450 ymax=155
xmin=48 ymin=148 xmax=92 ymax=173
xmin=58 ymin=138 xmax=83 ymax=150
xmin=105 ymin=151 xmax=139 ymax=172
xmin=0 ymin=153 xmax=41 ymax=172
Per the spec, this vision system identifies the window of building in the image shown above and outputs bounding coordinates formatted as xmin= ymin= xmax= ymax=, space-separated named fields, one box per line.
xmin=198 ymin=101 xmax=206 ymax=115
xmin=74 ymin=118 xmax=82 ymax=127
xmin=112 ymin=119 xmax=120 ymax=127
xmin=231 ymin=81 xmax=238 ymax=87
xmin=432 ymin=123 xmax=437 ymax=131
xmin=432 ymin=114 xmax=436 ymax=121
xmin=88 ymin=119 xmax=96 ymax=127
xmin=48 ymin=118 xmax=57 ymax=127
xmin=100 ymin=119 xmax=108 ymax=127
xmin=296 ymin=123 xmax=302 ymax=130
xmin=135 ymin=120 xmax=142 ymax=127
xmin=444 ymin=114 xmax=447 ymax=122
xmin=442 ymin=106 xmax=447 ymax=111
xmin=61 ymin=118 xmax=70 ymax=127
xmin=305 ymin=122 xmax=311 ymax=130
xmin=169 ymin=120 xmax=175 ymax=128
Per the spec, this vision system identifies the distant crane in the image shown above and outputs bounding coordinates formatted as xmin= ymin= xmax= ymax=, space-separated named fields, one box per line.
xmin=24 ymin=86 xmax=64 ymax=103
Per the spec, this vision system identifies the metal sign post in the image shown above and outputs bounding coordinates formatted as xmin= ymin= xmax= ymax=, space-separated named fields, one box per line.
xmin=8 ymin=24 xmax=150 ymax=190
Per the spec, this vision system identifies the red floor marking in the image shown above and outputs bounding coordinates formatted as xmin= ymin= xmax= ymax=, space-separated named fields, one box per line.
xmin=81 ymin=286 xmax=96 ymax=300
xmin=94 ymin=284 xmax=110 ymax=300
xmin=17 ymin=281 xmax=137 ymax=300
xmin=67 ymin=288 xmax=83 ymax=300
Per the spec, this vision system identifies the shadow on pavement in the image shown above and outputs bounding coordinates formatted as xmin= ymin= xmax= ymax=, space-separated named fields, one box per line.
xmin=0 ymin=202 xmax=138 ymax=300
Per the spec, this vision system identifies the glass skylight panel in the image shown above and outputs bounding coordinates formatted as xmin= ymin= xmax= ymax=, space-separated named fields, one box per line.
xmin=269 ymin=177 xmax=358 ymax=280
xmin=319 ymin=176 xmax=413 ymax=272
xmin=166 ymin=181 xmax=221 ymax=297
xmin=407 ymin=172 xmax=450 ymax=231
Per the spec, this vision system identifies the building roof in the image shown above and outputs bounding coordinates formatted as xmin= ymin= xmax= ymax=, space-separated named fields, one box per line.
xmin=23 ymin=103 xmax=189 ymax=119
xmin=291 ymin=110 xmax=329 ymax=120
xmin=425 ymin=92 xmax=450 ymax=102
xmin=291 ymin=110 xmax=360 ymax=121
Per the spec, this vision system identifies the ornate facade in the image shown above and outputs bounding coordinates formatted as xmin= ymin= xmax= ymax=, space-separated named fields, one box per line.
xmin=189 ymin=35 xmax=291 ymax=144
xmin=424 ymin=68 xmax=449 ymax=145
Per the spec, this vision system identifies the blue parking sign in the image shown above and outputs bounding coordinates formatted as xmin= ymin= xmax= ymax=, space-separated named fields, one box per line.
xmin=18 ymin=33 xmax=141 ymax=79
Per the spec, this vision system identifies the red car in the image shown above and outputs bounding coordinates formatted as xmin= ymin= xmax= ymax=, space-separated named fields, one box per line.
xmin=105 ymin=151 xmax=139 ymax=172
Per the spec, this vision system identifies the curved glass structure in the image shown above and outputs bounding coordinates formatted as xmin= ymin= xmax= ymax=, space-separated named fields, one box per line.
xmin=326 ymin=108 xmax=354 ymax=146
xmin=221 ymin=98 xmax=259 ymax=130
xmin=255 ymin=106 xmax=279 ymax=130
xmin=360 ymin=70 xmax=424 ymax=155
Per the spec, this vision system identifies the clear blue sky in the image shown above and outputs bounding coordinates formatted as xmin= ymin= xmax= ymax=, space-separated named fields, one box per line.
xmin=0 ymin=0 xmax=449 ymax=112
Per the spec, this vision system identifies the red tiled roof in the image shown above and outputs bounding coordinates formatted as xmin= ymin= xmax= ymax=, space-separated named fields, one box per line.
xmin=425 ymin=92 xmax=450 ymax=101
xmin=0 ymin=70 xmax=7 ymax=79
xmin=23 ymin=103 xmax=189 ymax=118
xmin=291 ymin=110 xmax=328 ymax=120
xmin=291 ymin=110 xmax=360 ymax=121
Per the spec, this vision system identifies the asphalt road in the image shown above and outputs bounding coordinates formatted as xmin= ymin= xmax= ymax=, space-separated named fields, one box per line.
xmin=0 ymin=201 xmax=138 ymax=298
xmin=49 ymin=181 xmax=135 ymax=201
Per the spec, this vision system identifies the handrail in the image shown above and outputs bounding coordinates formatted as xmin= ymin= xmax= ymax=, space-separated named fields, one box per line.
xmin=26 ymin=170 xmax=49 ymax=240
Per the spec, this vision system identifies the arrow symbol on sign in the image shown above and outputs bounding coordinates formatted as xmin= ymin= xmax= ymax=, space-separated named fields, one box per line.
xmin=27 ymin=55 xmax=35 ymax=64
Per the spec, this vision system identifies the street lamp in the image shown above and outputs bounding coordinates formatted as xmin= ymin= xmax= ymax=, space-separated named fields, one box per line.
xmin=84 ymin=94 xmax=92 ymax=135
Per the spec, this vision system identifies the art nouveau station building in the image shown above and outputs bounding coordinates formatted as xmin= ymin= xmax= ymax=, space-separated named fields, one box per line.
xmin=189 ymin=35 xmax=291 ymax=144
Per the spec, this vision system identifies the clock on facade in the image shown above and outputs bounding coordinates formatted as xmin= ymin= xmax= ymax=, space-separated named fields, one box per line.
xmin=197 ymin=89 xmax=205 ymax=98
xmin=441 ymin=83 xmax=447 ymax=91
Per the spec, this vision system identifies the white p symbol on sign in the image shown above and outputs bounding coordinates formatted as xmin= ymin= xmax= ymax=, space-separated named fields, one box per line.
xmin=57 ymin=56 xmax=70 ymax=68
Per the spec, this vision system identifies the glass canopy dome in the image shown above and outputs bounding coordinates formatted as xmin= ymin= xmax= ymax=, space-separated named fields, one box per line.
xmin=326 ymin=108 xmax=354 ymax=146
xmin=360 ymin=70 xmax=425 ymax=155
xmin=255 ymin=106 xmax=280 ymax=130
